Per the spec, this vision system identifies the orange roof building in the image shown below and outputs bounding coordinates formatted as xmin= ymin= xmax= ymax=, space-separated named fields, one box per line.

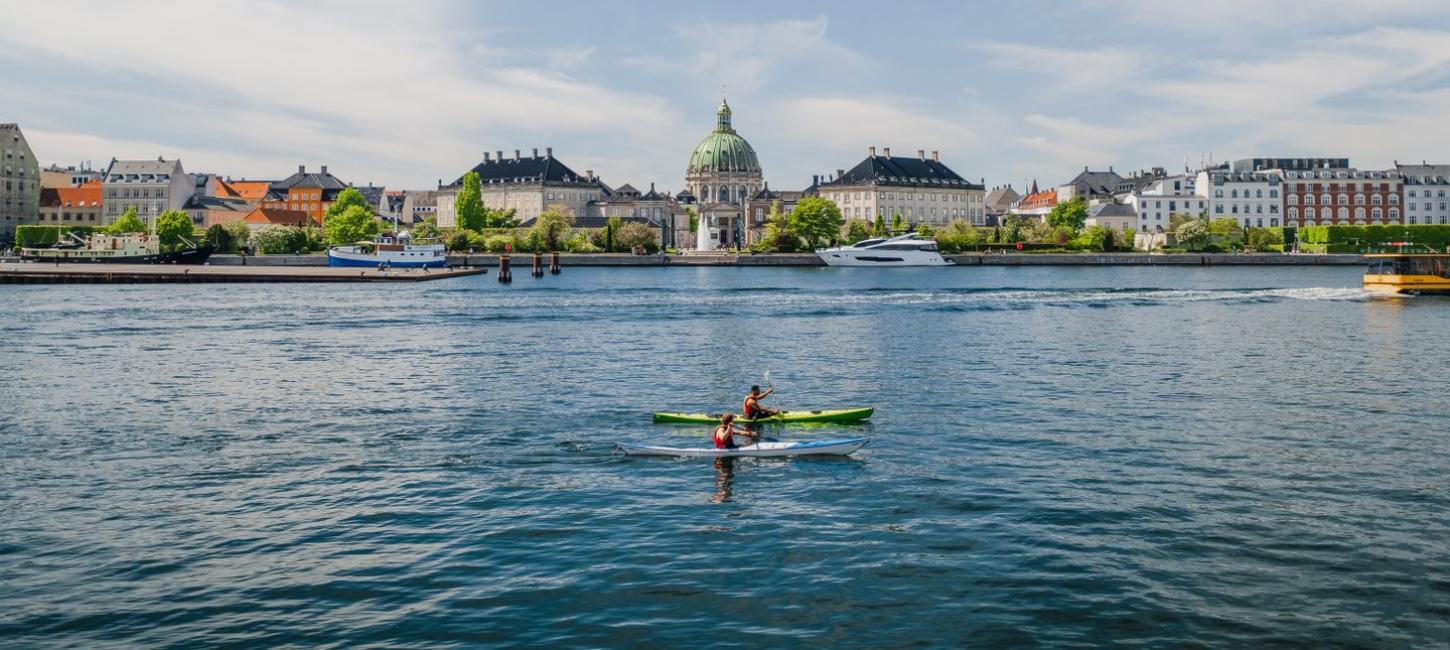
xmin=242 ymin=207 xmax=317 ymax=228
xmin=214 ymin=178 xmax=272 ymax=203
xmin=38 ymin=179 xmax=104 ymax=225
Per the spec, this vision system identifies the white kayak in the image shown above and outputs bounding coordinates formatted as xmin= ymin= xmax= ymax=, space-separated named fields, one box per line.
xmin=616 ymin=437 xmax=870 ymax=458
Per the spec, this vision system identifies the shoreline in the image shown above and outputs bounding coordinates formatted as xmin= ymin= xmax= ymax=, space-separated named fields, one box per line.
xmin=198 ymin=252 xmax=1365 ymax=267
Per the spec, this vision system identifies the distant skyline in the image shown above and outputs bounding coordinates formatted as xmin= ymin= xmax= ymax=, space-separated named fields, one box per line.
xmin=5 ymin=0 xmax=1450 ymax=192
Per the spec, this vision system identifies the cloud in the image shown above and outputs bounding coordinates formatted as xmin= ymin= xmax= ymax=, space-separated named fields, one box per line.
xmin=675 ymin=15 xmax=868 ymax=97
xmin=0 ymin=1 xmax=689 ymax=188
xmin=973 ymin=42 xmax=1146 ymax=93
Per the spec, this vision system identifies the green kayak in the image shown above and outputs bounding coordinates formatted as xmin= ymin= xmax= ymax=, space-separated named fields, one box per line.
xmin=651 ymin=407 xmax=874 ymax=425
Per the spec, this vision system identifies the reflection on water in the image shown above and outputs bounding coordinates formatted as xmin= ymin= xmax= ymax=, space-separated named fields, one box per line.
xmin=712 ymin=457 xmax=736 ymax=503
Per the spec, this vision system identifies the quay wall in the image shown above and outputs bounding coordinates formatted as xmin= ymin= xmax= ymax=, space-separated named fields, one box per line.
xmin=200 ymin=253 xmax=1366 ymax=267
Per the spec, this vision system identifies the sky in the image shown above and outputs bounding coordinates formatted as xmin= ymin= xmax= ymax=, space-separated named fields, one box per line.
xmin=5 ymin=0 xmax=1450 ymax=193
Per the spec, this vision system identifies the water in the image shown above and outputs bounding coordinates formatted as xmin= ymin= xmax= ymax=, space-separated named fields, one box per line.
xmin=2 ymin=266 xmax=1448 ymax=648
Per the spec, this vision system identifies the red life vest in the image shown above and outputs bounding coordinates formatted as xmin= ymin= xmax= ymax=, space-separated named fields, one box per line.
xmin=743 ymin=396 xmax=760 ymax=419
xmin=714 ymin=425 xmax=734 ymax=449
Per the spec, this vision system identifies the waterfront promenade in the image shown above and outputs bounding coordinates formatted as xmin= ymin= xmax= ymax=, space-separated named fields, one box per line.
xmin=190 ymin=253 xmax=1366 ymax=267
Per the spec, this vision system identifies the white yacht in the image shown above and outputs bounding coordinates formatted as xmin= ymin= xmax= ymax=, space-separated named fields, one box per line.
xmin=815 ymin=233 xmax=954 ymax=267
xmin=328 ymin=230 xmax=446 ymax=268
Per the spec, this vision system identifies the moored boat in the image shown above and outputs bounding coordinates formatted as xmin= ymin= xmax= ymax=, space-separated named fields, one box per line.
xmin=652 ymin=407 xmax=874 ymax=425
xmin=616 ymin=437 xmax=870 ymax=458
xmin=19 ymin=232 xmax=215 ymax=264
xmin=816 ymin=233 xmax=953 ymax=267
xmin=1363 ymin=251 xmax=1450 ymax=295
xmin=328 ymin=230 xmax=446 ymax=268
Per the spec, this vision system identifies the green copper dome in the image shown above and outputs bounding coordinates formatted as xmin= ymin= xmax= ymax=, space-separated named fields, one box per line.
xmin=687 ymin=99 xmax=761 ymax=174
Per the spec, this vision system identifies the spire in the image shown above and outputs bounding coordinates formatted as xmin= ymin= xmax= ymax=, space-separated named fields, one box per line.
xmin=1030 ymin=178 xmax=1039 ymax=194
xmin=715 ymin=97 xmax=733 ymax=132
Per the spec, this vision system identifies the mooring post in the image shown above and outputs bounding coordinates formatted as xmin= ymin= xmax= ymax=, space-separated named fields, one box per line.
xmin=532 ymin=251 xmax=544 ymax=278
xmin=550 ymin=251 xmax=561 ymax=275
xmin=499 ymin=245 xmax=513 ymax=283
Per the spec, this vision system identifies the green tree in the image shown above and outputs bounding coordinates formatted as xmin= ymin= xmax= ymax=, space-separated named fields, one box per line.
xmin=842 ymin=218 xmax=872 ymax=244
xmin=687 ymin=207 xmax=699 ymax=233
xmin=787 ymin=197 xmax=843 ymax=249
xmin=107 ymin=208 xmax=147 ymax=234
xmin=1245 ymin=227 xmax=1284 ymax=252
xmin=252 ymin=225 xmax=306 ymax=254
xmin=1003 ymin=214 xmax=1024 ymax=243
xmin=530 ymin=205 xmax=575 ymax=251
xmin=485 ymin=207 xmax=519 ymax=229
xmin=916 ymin=223 xmax=935 ymax=237
xmin=872 ymin=214 xmax=887 ymax=237
xmin=753 ymin=201 xmax=801 ymax=253
xmin=224 ymin=221 xmax=252 ymax=253
xmin=324 ymin=204 xmax=382 ymax=246
xmin=204 ymin=224 xmax=232 ymax=253
xmin=616 ymin=221 xmax=659 ymax=254
xmin=1209 ymin=217 xmax=1244 ymax=247
xmin=325 ymin=187 xmax=371 ymax=223
xmin=411 ymin=217 xmax=441 ymax=240
xmin=153 ymin=210 xmax=194 ymax=251
xmin=1175 ymin=219 xmax=1211 ymax=251
xmin=605 ymin=216 xmax=622 ymax=252
xmin=891 ymin=212 xmax=905 ymax=234
xmin=1047 ymin=197 xmax=1089 ymax=233
xmin=455 ymin=172 xmax=486 ymax=231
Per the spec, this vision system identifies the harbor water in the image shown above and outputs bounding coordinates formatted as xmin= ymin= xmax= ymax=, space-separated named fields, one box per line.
xmin=2 ymin=266 xmax=1447 ymax=647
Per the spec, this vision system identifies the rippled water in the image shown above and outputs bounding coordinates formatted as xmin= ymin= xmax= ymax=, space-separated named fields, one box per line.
xmin=3 ymin=266 xmax=1448 ymax=648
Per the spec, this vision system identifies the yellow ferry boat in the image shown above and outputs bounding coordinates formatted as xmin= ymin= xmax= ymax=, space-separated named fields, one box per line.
xmin=1363 ymin=253 xmax=1450 ymax=295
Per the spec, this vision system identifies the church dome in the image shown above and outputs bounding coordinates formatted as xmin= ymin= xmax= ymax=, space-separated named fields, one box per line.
xmin=687 ymin=99 xmax=761 ymax=174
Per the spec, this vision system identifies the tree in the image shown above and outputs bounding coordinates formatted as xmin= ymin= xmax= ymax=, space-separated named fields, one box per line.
xmin=842 ymin=218 xmax=872 ymax=244
xmin=787 ymin=197 xmax=843 ymax=249
xmin=1245 ymin=227 xmax=1284 ymax=252
xmin=204 ymin=224 xmax=232 ymax=253
xmin=1003 ymin=214 xmax=1023 ymax=243
xmin=252 ymin=225 xmax=306 ymax=254
xmin=616 ymin=221 xmax=658 ymax=254
xmin=605 ymin=216 xmax=622 ymax=252
xmin=1209 ymin=217 xmax=1244 ymax=247
xmin=224 ymin=221 xmax=251 ymax=253
xmin=872 ymin=214 xmax=887 ymax=237
xmin=153 ymin=210 xmax=194 ymax=251
xmin=325 ymin=187 xmax=371 ymax=223
xmin=687 ymin=207 xmax=699 ymax=233
xmin=530 ymin=204 xmax=575 ymax=251
xmin=1175 ymin=219 xmax=1211 ymax=251
xmin=916 ymin=223 xmax=935 ymax=237
xmin=1047 ymin=197 xmax=1089 ymax=233
xmin=107 ymin=208 xmax=147 ymax=234
xmin=455 ymin=172 xmax=486 ymax=231
xmin=411 ymin=217 xmax=441 ymax=240
xmin=891 ymin=212 xmax=905 ymax=234
xmin=753 ymin=201 xmax=801 ymax=253
xmin=324 ymin=204 xmax=382 ymax=246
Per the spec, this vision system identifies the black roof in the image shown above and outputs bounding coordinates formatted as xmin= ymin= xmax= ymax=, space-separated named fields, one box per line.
xmin=271 ymin=169 xmax=348 ymax=192
xmin=455 ymin=152 xmax=599 ymax=188
xmin=820 ymin=155 xmax=982 ymax=190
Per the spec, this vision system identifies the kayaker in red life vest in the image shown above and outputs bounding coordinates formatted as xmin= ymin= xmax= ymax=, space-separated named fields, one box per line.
xmin=713 ymin=414 xmax=759 ymax=449
xmin=743 ymin=385 xmax=779 ymax=420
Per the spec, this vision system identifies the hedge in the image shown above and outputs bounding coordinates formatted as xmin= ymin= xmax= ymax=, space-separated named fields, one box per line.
xmin=16 ymin=225 xmax=99 ymax=247
xmin=1299 ymin=225 xmax=1450 ymax=252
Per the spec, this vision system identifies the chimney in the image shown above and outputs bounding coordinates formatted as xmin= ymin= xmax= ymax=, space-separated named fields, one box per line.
xmin=484 ymin=152 xmax=491 ymax=162
xmin=299 ymin=165 xmax=306 ymax=174
xmin=650 ymin=182 xmax=655 ymax=192
xmin=1108 ymin=165 xmax=1114 ymax=173
xmin=837 ymin=169 xmax=845 ymax=178
xmin=497 ymin=150 xmax=504 ymax=161
xmin=533 ymin=147 xmax=539 ymax=158
xmin=917 ymin=149 xmax=925 ymax=160
xmin=158 ymin=155 xmax=164 ymax=162
xmin=1084 ymin=165 xmax=1089 ymax=172
xmin=586 ymin=169 xmax=594 ymax=181
xmin=813 ymin=174 xmax=819 ymax=185
xmin=321 ymin=165 xmax=328 ymax=175
xmin=932 ymin=150 xmax=939 ymax=162
xmin=869 ymin=146 xmax=876 ymax=158
xmin=883 ymin=147 xmax=891 ymax=157
xmin=514 ymin=149 xmax=521 ymax=160
xmin=546 ymin=147 xmax=553 ymax=157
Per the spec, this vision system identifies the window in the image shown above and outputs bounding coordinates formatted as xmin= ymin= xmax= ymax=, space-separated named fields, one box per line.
xmin=1355 ymin=207 xmax=1365 ymax=221
xmin=1338 ymin=207 xmax=1348 ymax=221
xmin=1372 ymin=194 xmax=1382 ymax=205
xmin=1372 ymin=207 xmax=1383 ymax=220
xmin=1288 ymin=207 xmax=1299 ymax=220
xmin=1270 ymin=189 xmax=1279 ymax=198
xmin=1214 ymin=189 xmax=1223 ymax=198
xmin=1390 ymin=208 xmax=1400 ymax=222
xmin=1305 ymin=207 xmax=1316 ymax=221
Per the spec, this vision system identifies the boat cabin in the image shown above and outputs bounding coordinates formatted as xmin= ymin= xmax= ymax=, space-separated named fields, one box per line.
xmin=1364 ymin=253 xmax=1450 ymax=294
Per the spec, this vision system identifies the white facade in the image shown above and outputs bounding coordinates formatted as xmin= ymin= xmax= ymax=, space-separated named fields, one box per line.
xmin=1403 ymin=177 xmax=1450 ymax=226
xmin=1197 ymin=170 xmax=1283 ymax=229
xmin=1123 ymin=175 xmax=1207 ymax=234
xmin=822 ymin=184 xmax=987 ymax=225
xmin=101 ymin=158 xmax=192 ymax=225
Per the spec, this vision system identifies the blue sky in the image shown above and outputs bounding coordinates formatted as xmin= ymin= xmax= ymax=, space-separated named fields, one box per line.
xmin=4 ymin=0 xmax=1450 ymax=193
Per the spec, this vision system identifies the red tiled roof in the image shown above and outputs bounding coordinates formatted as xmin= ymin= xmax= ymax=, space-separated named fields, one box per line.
xmin=243 ymin=207 xmax=317 ymax=227
xmin=41 ymin=182 xmax=104 ymax=208
xmin=1019 ymin=190 xmax=1058 ymax=209
xmin=216 ymin=179 xmax=272 ymax=201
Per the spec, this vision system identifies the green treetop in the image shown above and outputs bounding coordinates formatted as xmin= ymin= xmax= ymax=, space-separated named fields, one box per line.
xmin=872 ymin=214 xmax=887 ymax=237
xmin=154 ymin=210 xmax=195 ymax=251
xmin=788 ymin=196 xmax=844 ymax=249
xmin=325 ymin=204 xmax=382 ymax=246
xmin=455 ymin=171 xmax=487 ymax=232
xmin=107 ymin=208 xmax=147 ymax=234
xmin=326 ymin=187 xmax=371 ymax=222
xmin=891 ymin=212 xmax=905 ymax=234
xmin=1047 ymin=197 xmax=1089 ymax=233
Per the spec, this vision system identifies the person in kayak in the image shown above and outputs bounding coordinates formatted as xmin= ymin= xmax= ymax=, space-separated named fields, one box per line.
xmin=743 ymin=385 xmax=779 ymax=420
xmin=713 ymin=414 xmax=760 ymax=449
